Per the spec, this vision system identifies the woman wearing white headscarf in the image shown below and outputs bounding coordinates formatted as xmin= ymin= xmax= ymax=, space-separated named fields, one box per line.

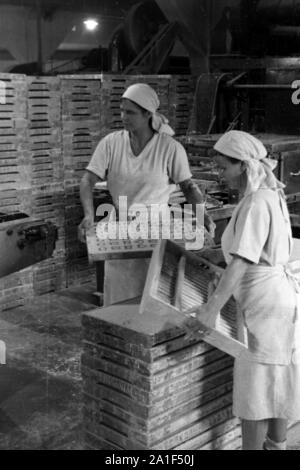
xmin=184 ymin=131 xmax=300 ymax=450
xmin=79 ymin=83 xmax=215 ymax=306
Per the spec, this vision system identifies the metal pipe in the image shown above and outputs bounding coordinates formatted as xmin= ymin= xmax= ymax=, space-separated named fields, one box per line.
xmin=270 ymin=25 xmax=300 ymax=36
xmin=225 ymin=84 xmax=293 ymax=89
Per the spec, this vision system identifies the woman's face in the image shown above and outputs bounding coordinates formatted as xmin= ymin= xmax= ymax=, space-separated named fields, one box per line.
xmin=214 ymin=154 xmax=244 ymax=188
xmin=121 ymin=99 xmax=151 ymax=132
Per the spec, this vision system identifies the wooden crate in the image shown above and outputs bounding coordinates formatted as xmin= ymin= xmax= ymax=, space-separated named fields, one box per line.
xmin=140 ymin=240 xmax=248 ymax=359
xmin=64 ymin=181 xmax=87 ymax=261
xmin=61 ymin=77 xmax=102 ymax=120
xmin=168 ymin=76 xmax=195 ymax=136
xmin=28 ymin=184 xmax=66 ymax=256
xmin=32 ymin=253 xmax=66 ymax=295
xmin=27 ymin=77 xmax=63 ymax=187
xmin=62 ymin=122 xmax=100 ymax=181
xmin=0 ymin=74 xmax=28 ymax=213
xmin=31 ymin=184 xmax=65 ymax=219
xmin=61 ymin=77 xmax=102 ymax=183
xmin=66 ymin=256 xmax=95 ymax=287
xmin=0 ymin=267 xmax=34 ymax=311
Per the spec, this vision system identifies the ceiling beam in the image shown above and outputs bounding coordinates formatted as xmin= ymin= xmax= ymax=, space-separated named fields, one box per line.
xmin=0 ymin=0 xmax=139 ymax=15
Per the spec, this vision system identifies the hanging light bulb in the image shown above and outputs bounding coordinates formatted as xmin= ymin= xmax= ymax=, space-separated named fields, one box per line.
xmin=83 ymin=19 xmax=99 ymax=31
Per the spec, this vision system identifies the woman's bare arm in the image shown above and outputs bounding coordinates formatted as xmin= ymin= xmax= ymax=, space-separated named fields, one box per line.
xmin=206 ymin=255 xmax=250 ymax=313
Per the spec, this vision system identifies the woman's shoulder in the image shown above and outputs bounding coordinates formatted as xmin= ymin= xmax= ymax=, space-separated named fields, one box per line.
xmin=98 ymin=130 xmax=127 ymax=150
xmin=242 ymin=189 xmax=278 ymax=211
xmin=105 ymin=130 xmax=127 ymax=142
xmin=156 ymin=132 xmax=186 ymax=150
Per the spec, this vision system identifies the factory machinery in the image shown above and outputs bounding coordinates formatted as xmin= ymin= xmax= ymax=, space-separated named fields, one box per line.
xmin=107 ymin=0 xmax=300 ymax=137
xmin=0 ymin=212 xmax=57 ymax=364
xmin=105 ymin=1 xmax=300 ymax=226
xmin=106 ymin=0 xmax=300 ymax=72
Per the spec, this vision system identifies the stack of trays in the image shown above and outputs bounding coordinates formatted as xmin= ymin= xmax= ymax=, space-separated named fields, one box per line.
xmin=82 ymin=299 xmax=241 ymax=450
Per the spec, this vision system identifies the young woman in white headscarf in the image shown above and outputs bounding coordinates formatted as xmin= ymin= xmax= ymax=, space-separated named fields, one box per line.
xmin=184 ymin=130 xmax=300 ymax=450
xmin=78 ymin=83 xmax=215 ymax=306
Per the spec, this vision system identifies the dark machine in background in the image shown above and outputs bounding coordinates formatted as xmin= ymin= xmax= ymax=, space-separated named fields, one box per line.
xmin=103 ymin=0 xmax=300 ymax=73
xmin=109 ymin=0 xmax=168 ymax=71
xmin=105 ymin=0 xmax=187 ymax=74
xmin=0 ymin=213 xmax=57 ymax=279
xmin=83 ymin=0 xmax=300 ymax=239
xmin=212 ymin=0 xmax=300 ymax=57
xmin=76 ymin=0 xmax=300 ymax=239
xmin=189 ymin=0 xmax=300 ymax=135
xmin=0 ymin=212 xmax=57 ymax=363
xmin=183 ymin=1 xmax=300 ymax=215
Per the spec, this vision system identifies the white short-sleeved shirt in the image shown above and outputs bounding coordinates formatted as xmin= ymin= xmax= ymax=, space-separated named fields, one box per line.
xmin=222 ymin=189 xmax=297 ymax=365
xmin=87 ymin=130 xmax=192 ymax=307
xmin=222 ymin=188 xmax=292 ymax=267
xmin=86 ymin=130 xmax=192 ymax=210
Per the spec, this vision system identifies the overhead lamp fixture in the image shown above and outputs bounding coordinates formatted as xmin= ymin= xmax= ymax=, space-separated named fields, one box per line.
xmin=84 ymin=19 xmax=99 ymax=31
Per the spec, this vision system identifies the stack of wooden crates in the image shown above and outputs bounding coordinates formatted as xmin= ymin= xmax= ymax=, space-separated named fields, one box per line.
xmin=0 ymin=73 xmax=195 ymax=310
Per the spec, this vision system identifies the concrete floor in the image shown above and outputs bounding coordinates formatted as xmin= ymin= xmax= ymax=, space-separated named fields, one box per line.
xmin=0 ymin=283 xmax=300 ymax=450
xmin=0 ymin=284 xmax=99 ymax=450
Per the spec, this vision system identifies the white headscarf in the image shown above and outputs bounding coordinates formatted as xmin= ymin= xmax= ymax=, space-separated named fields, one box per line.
xmin=122 ymin=83 xmax=175 ymax=136
xmin=213 ymin=130 xmax=285 ymax=197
